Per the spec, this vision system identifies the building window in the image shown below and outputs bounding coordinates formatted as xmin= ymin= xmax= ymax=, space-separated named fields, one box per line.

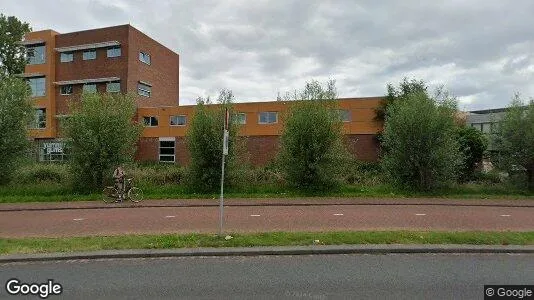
xmin=107 ymin=46 xmax=121 ymax=58
xmin=337 ymin=109 xmax=351 ymax=122
xmin=26 ymin=44 xmax=45 ymax=65
xmin=60 ymin=52 xmax=73 ymax=63
xmin=30 ymin=108 xmax=46 ymax=129
xmin=83 ymin=49 xmax=96 ymax=60
xmin=471 ymin=123 xmax=483 ymax=131
xmin=233 ymin=113 xmax=246 ymax=125
xmin=83 ymin=83 xmax=97 ymax=93
xmin=159 ymin=139 xmax=175 ymax=162
xmin=143 ymin=116 xmax=158 ymax=127
xmin=259 ymin=112 xmax=278 ymax=124
xmin=170 ymin=115 xmax=186 ymax=126
xmin=106 ymin=81 xmax=120 ymax=93
xmin=138 ymin=82 xmax=151 ymax=97
xmin=60 ymin=85 xmax=73 ymax=95
xmin=28 ymin=77 xmax=45 ymax=97
xmin=139 ymin=52 xmax=151 ymax=65
xmin=38 ymin=140 xmax=68 ymax=162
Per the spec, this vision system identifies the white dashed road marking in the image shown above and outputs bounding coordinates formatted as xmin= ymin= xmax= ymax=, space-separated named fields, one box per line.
xmin=415 ymin=214 xmax=426 ymax=216
xmin=500 ymin=214 xmax=511 ymax=217
xmin=333 ymin=213 xmax=344 ymax=216
xmin=250 ymin=214 xmax=261 ymax=217
xmin=165 ymin=216 xmax=176 ymax=218
xmin=73 ymin=218 xmax=85 ymax=221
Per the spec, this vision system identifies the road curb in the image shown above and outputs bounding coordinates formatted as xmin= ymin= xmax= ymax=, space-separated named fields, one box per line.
xmin=2 ymin=200 xmax=534 ymax=212
xmin=1 ymin=245 xmax=533 ymax=263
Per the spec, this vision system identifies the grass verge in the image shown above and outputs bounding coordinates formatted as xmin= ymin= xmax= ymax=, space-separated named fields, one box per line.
xmin=1 ymin=231 xmax=533 ymax=255
xmin=1 ymin=183 xmax=533 ymax=204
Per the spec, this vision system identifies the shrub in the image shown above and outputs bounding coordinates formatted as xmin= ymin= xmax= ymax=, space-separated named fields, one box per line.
xmin=278 ymin=80 xmax=349 ymax=191
xmin=63 ymin=92 xmax=142 ymax=192
xmin=381 ymin=89 xmax=462 ymax=191
xmin=186 ymin=90 xmax=242 ymax=193
xmin=13 ymin=163 xmax=69 ymax=184
xmin=456 ymin=125 xmax=488 ymax=182
xmin=493 ymin=94 xmax=534 ymax=190
xmin=0 ymin=76 xmax=32 ymax=184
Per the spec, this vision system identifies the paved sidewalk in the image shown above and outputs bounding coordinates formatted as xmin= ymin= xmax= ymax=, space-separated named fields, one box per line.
xmin=1 ymin=244 xmax=533 ymax=263
xmin=1 ymin=197 xmax=534 ymax=211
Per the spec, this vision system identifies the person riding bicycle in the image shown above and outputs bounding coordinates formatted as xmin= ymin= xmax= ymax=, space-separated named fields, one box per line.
xmin=113 ymin=165 xmax=126 ymax=201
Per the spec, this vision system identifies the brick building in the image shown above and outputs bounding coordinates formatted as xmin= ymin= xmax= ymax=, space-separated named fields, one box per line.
xmin=22 ymin=25 xmax=382 ymax=165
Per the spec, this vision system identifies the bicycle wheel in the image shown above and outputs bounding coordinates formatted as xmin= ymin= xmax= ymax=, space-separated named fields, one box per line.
xmin=128 ymin=187 xmax=143 ymax=203
xmin=103 ymin=186 xmax=118 ymax=203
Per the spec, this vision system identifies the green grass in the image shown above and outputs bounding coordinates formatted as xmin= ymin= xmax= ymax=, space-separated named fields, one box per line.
xmin=1 ymin=231 xmax=533 ymax=255
xmin=0 ymin=182 xmax=533 ymax=204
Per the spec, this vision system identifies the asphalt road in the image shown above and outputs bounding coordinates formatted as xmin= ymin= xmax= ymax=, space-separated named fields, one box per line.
xmin=0 ymin=204 xmax=533 ymax=237
xmin=1 ymin=254 xmax=532 ymax=299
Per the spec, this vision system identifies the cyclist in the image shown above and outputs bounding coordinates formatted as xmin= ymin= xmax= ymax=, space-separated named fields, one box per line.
xmin=113 ymin=165 xmax=125 ymax=201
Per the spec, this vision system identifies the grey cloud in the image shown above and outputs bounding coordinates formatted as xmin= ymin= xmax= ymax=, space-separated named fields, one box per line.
xmin=2 ymin=0 xmax=534 ymax=110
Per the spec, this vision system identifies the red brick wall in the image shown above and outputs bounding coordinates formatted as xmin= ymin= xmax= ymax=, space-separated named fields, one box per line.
xmin=135 ymin=137 xmax=158 ymax=162
xmin=127 ymin=26 xmax=179 ymax=107
xmin=242 ymin=135 xmax=280 ymax=165
xmin=55 ymin=25 xmax=130 ymax=115
xmin=175 ymin=137 xmax=190 ymax=166
xmin=345 ymin=134 xmax=380 ymax=161
xmin=136 ymin=134 xmax=381 ymax=165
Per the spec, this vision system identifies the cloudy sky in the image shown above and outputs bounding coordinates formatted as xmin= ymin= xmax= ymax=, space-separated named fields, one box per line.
xmin=2 ymin=0 xmax=533 ymax=110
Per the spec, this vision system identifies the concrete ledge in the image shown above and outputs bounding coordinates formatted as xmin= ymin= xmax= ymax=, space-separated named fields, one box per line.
xmin=1 ymin=244 xmax=533 ymax=263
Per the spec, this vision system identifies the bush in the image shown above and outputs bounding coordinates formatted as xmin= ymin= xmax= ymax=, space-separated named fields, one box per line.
xmin=13 ymin=163 xmax=69 ymax=184
xmin=186 ymin=90 xmax=242 ymax=193
xmin=340 ymin=160 xmax=383 ymax=186
xmin=0 ymin=76 xmax=32 ymax=184
xmin=126 ymin=163 xmax=186 ymax=186
xmin=278 ymin=80 xmax=349 ymax=191
xmin=64 ymin=92 xmax=142 ymax=192
xmin=456 ymin=126 xmax=488 ymax=182
xmin=381 ymin=88 xmax=462 ymax=191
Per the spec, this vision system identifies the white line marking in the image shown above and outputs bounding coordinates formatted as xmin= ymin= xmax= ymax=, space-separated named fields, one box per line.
xmin=165 ymin=216 xmax=176 ymax=218
xmin=500 ymin=214 xmax=511 ymax=217
xmin=250 ymin=214 xmax=261 ymax=217
xmin=73 ymin=218 xmax=84 ymax=221
xmin=415 ymin=214 xmax=426 ymax=216
xmin=333 ymin=213 xmax=344 ymax=216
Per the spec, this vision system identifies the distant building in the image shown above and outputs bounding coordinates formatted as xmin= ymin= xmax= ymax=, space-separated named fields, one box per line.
xmin=466 ymin=108 xmax=508 ymax=151
xmin=22 ymin=25 xmax=382 ymax=165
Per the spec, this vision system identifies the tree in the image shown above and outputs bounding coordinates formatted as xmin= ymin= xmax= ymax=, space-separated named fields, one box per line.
xmin=0 ymin=76 xmax=32 ymax=184
xmin=456 ymin=125 xmax=488 ymax=182
xmin=278 ymin=79 xmax=349 ymax=191
xmin=0 ymin=14 xmax=31 ymax=77
xmin=186 ymin=89 xmax=238 ymax=193
xmin=381 ymin=90 xmax=462 ymax=191
xmin=64 ymin=92 xmax=142 ymax=191
xmin=493 ymin=94 xmax=534 ymax=190
xmin=375 ymin=77 xmax=428 ymax=122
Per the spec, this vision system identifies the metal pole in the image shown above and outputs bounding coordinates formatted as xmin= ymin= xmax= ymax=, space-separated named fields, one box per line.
xmin=219 ymin=148 xmax=225 ymax=235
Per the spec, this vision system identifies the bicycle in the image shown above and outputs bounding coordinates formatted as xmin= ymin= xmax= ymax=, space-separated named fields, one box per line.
xmin=103 ymin=178 xmax=143 ymax=203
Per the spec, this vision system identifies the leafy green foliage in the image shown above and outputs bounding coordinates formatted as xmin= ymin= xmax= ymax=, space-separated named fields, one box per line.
xmin=0 ymin=76 xmax=32 ymax=184
xmin=186 ymin=89 xmax=240 ymax=193
xmin=381 ymin=90 xmax=462 ymax=191
xmin=64 ymin=92 xmax=142 ymax=191
xmin=278 ymin=80 xmax=349 ymax=191
xmin=375 ymin=77 xmax=428 ymax=122
xmin=0 ymin=14 xmax=31 ymax=77
xmin=493 ymin=94 xmax=534 ymax=189
xmin=456 ymin=125 xmax=488 ymax=182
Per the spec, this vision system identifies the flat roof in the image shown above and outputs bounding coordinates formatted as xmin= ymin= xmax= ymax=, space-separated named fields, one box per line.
xmin=53 ymin=77 xmax=120 ymax=85
xmin=54 ymin=41 xmax=120 ymax=52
